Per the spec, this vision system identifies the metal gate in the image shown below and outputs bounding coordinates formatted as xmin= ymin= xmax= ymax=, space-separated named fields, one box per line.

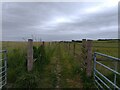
xmin=93 ymin=52 xmax=120 ymax=90
xmin=0 ymin=50 xmax=7 ymax=89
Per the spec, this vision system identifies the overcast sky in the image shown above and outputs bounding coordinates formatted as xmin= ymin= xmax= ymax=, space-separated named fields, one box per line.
xmin=2 ymin=1 xmax=119 ymax=41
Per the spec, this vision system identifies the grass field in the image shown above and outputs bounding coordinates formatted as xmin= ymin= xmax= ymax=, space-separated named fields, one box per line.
xmin=1 ymin=40 xmax=120 ymax=88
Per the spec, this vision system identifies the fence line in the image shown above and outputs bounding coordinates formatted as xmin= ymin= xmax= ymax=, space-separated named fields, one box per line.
xmin=26 ymin=40 xmax=120 ymax=89
xmin=2 ymin=39 xmax=119 ymax=88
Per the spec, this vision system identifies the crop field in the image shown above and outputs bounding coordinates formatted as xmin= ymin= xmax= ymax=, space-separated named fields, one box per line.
xmin=1 ymin=40 xmax=120 ymax=89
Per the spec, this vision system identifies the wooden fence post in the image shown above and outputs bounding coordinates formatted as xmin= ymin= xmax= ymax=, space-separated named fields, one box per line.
xmin=27 ymin=39 xmax=33 ymax=72
xmin=69 ymin=42 xmax=70 ymax=50
xmin=42 ymin=41 xmax=45 ymax=46
xmin=49 ymin=42 xmax=50 ymax=46
xmin=73 ymin=42 xmax=75 ymax=56
xmin=86 ymin=40 xmax=92 ymax=77
xmin=82 ymin=39 xmax=87 ymax=70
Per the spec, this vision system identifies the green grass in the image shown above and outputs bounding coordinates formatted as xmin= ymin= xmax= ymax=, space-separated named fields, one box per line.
xmin=2 ymin=41 xmax=53 ymax=88
xmin=93 ymin=41 xmax=118 ymax=57
xmin=59 ymin=43 xmax=83 ymax=88
xmin=92 ymin=41 xmax=120 ymax=88
xmin=59 ymin=40 xmax=119 ymax=88
xmin=1 ymin=40 xmax=119 ymax=88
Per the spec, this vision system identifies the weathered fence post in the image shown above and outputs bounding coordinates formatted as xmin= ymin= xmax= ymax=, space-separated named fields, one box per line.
xmin=86 ymin=40 xmax=92 ymax=77
xmin=27 ymin=39 xmax=33 ymax=72
xmin=49 ymin=42 xmax=50 ymax=46
xmin=42 ymin=41 xmax=45 ymax=46
xmin=69 ymin=42 xmax=70 ymax=50
xmin=73 ymin=42 xmax=75 ymax=56
xmin=82 ymin=39 xmax=87 ymax=70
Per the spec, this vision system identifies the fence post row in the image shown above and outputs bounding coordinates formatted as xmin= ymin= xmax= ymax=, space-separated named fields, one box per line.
xmin=27 ymin=39 xmax=33 ymax=72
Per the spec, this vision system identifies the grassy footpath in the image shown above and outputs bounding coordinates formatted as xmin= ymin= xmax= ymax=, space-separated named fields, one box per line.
xmin=34 ymin=43 xmax=58 ymax=88
xmin=62 ymin=42 xmax=95 ymax=88
xmin=59 ymin=43 xmax=83 ymax=88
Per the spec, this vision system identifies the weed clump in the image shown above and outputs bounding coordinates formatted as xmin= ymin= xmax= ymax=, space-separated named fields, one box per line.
xmin=80 ymin=69 xmax=95 ymax=89
xmin=33 ymin=45 xmax=49 ymax=71
xmin=15 ymin=72 xmax=38 ymax=88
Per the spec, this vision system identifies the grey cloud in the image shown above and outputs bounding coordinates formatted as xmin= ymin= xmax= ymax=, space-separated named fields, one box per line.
xmin=52 ymin=6 xmax=117 ymax=34
xmin=2 ymin=2 xmax=118 ymax=41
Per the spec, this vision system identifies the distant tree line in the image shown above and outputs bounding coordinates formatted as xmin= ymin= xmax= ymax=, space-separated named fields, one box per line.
xmin=57 ymin=39 xmax=120 ymax=43
xmin=59 ymin=40 xmax=82 ymax=43
xmin=97 ymin=39 xmax=120 ymax=41
xmin=72 ymin=40 xmax=82 ymax=43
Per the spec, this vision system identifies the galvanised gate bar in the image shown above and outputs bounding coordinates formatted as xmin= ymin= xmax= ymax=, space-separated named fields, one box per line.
xmin=0 ymin=50 xmax=7 ymax=89
xmin=94 ymin=52 xmax=120 ymax=90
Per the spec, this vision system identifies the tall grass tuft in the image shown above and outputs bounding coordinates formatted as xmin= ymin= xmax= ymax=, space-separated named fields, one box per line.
xmin=33 ymin=45 xmax=49 ymax=72
xmin=7 ymin=48 xmax=26 ymax=83
xmin=14 ymin=72 xmax=39 ymax=88
xmin=80 ymin=69 xmax=95 ymax=89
